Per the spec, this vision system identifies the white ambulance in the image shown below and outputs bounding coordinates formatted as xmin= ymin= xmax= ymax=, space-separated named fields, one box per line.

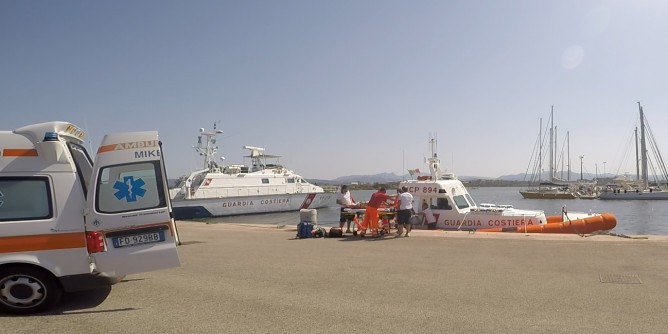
xmin=0 ymin=121 xmax=180 ymax=314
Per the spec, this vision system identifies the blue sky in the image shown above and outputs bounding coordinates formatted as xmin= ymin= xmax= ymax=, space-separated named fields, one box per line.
xmin=2 ymin=1 xmax=668 ymax=180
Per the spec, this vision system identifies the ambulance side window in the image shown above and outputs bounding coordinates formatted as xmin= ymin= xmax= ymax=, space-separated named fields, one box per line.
xmin=0 ymin=177 xmax=53 ymax=221
xmin=95 ymin=162 xmax=166 ymax=214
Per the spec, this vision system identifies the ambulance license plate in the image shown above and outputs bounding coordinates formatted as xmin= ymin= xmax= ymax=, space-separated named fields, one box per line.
xmin=112 ymin=231 xmax=165 ymax=248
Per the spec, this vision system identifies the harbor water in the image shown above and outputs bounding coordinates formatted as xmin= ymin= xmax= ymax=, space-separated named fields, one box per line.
xmin=198 ymin=187 xmax=668 ymax=236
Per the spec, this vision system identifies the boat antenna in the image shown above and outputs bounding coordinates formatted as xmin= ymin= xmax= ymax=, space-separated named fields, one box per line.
xmin=80 ymin=112 xmax=95 ymax=154
xmin=195 ymin=122 xmax=223 ymax=171
xmin=402 ymin=149 xmax=405 ymax=181
xmin=427 ymin=134 xmax=441 ymax=179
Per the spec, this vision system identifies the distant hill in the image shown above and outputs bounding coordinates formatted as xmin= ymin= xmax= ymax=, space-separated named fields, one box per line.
xmin=310 ymin=170 xmax=610 ymax=185
xmin=497 ymin=173 xmax=531 ymax=181
xmin=311 ymin=172 xmax=403 ymax=185
xmin=497 ymin=171 xmax=607 ymax=182
xmin=310 ymin=172 xmax=501 ymax=185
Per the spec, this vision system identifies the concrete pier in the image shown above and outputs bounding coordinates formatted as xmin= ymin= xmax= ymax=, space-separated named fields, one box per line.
xmin=4 ymin=221 xmax=668 ymax=334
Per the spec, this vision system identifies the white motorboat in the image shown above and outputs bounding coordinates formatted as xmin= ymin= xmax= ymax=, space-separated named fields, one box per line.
xmin=401 ymin=137 xmax=616 ymax=234
xmin=170 ymin=124 xmax=334 ymax=219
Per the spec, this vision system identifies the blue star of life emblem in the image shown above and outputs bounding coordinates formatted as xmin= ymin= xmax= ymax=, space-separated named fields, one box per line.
xmin=113 ymin=176 xmax=146 ymax=202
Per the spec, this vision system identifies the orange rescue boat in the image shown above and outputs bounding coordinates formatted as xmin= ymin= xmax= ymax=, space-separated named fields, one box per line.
xmin=477 ymin=212 xmax=617 ymax=234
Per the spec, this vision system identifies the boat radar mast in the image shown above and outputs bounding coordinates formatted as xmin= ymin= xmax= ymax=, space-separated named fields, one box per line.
xmin=195 ymin=123 xmax=223 ymax=171
xmin=425 ymin=135 xmax=456 ymax=180
xmin=243 ymin=145 xmax=266 ymax=157
xmin=427 ymin=136 xmax=441 ymax=179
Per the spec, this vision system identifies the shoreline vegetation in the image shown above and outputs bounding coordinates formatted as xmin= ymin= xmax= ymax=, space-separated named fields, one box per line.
xmin=320 ymin=179 xmax=536 ymax=191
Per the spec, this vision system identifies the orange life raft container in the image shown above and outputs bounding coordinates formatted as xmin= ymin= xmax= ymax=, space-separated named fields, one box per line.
xmin=476 ymin=212 xmax=617 ymax=234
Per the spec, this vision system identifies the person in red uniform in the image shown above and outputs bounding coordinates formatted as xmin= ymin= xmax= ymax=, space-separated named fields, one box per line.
xmin=359 ymin=187 xmax=395 ymax=237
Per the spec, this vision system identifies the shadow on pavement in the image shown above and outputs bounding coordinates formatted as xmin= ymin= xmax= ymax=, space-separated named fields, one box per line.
xmin=0 ymin=286 xmax=126 ymax=317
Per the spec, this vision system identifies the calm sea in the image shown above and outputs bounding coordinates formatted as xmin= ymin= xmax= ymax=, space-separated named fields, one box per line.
xmin=199 ymin=187 xmax=668 ymax=236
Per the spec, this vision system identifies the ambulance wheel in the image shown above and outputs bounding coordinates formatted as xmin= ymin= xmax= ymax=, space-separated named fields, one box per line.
xmin=0 ymin=266 xmax=63 ymax=314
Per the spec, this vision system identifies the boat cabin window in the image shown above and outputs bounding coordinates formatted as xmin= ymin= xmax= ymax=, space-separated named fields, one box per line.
xmin=452 ymin=194 xmax=470 ymax=209
xmin=0 ymin=177 xmax=53 ymax=221
xmin=421 ymin=198 xmax=434 ymax=210
xmin=287 ymin=178 xmax=295 ymax=184
xmin=252 ymin=164 xmax=264 ymax=172
xmin=191 ymin=174 xmax=205 ymax=188
xmin=465 ymin=194 xmax=476 ymax=207
xmin=262 ymin=178 xmax=269 ymax=184
xmin=436 ymin=198 xmax=452 ymax=210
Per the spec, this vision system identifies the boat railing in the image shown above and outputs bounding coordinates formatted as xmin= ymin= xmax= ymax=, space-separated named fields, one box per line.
xmin=476 ymin=203 xmax=514 ymax=212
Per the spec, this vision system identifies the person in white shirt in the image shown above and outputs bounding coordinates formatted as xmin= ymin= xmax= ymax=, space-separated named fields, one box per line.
xmin=419 ymin=202 xmax=437 ymax=230
xmin=336 ymin=185 xmax=356 ymax=233
xmin=395 ymin=186 xmax=414 ymax=237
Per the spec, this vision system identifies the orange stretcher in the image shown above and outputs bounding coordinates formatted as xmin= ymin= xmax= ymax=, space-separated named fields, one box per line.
xmin=343 ymin=207 xmax=396 ymax=237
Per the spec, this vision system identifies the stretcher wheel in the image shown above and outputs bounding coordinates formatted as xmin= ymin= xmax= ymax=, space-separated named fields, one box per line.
xmin=353 ymin=231 xmax=358 ymax=236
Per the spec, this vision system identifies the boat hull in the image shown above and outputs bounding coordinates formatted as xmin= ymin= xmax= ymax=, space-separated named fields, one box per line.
xmin=172 ymin=192 xmax=335 ymax=219
xmin=598 ymin=190 xmax=668 ymax=200
xmin=477 ymin=212 xmax=616 ymax=234
xmin=410 ymin=207 xmax=548 ymax=231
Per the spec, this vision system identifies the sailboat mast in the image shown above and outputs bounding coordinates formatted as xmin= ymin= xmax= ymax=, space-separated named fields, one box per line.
xmin=549 ymin=106 xmax=554 ymax=182
xmin=639 ymin=102 xmax=649 ymax=189
xmin=567 ymin=131 xmax=571 ymax=181
xmin=538 ymin=118 xmax=542 ymax=183
xmin=555 ymin=125 xmax=559 ymax=179
xmin=634 ymin=127 xmax=639 ymax=182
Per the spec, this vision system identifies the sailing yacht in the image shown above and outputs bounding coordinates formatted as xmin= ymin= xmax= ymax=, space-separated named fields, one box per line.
xmin=599 ymin=103 xmax=668 ymax=200
xmin=519 ymin=107 xmax=579 ymax=199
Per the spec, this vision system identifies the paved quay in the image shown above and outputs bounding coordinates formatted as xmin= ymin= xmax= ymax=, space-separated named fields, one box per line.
xmin=4 ymin=221 xmax=668 ymax=334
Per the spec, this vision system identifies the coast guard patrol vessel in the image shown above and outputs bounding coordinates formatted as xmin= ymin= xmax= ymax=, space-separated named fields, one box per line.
xmin=170 ymin=124 xmax=333 ymax=219
xmin=400 ymin=137 xmax=616 ymax=233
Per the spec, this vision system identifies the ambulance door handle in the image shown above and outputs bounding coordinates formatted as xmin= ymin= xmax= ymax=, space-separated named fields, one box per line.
xmin=50 ymin=228 xmax=82 ymax=232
